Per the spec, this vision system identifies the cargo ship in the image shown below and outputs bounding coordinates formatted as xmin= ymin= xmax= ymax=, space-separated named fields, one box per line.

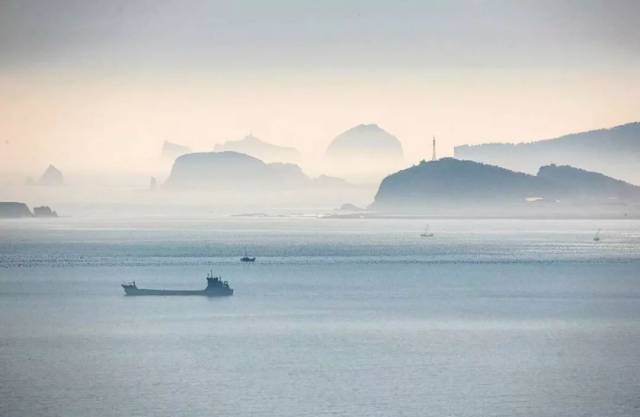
xmin=121 ymin=271 xmax=233 ymax=296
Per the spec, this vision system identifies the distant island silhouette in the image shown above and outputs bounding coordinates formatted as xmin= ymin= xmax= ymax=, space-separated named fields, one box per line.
xmin=37 ymin=164 xmax=64 ymax=186
xmin=33 ymin=206 xmax=58 ymax=217
xmin=165 ymin=151 xmax=308 ymax=190
xmin=0 ymin=202 xmax=58 ymax=218
xmin=454 ymin=121 xmax=640 ymax=184
xmin=325 ymin=124 xmax=404 ymax=182
xmin=371 ymin=158 xmax=640 ymax=217
xmin=214 ymin=134 xmax=301 ymax=164
xmin=0 ymin=202 xmax=33 ymax=218
xmin=337 ymin=203 xmax=366 ymax=212
xmin=163 ymin=150 xmax=361 ymax=199
xmin=162 ymin=141 xmax=191 ymax=160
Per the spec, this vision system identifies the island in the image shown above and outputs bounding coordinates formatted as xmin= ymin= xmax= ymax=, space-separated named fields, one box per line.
xmin=370 ymin=158 xmax=640 ymax=217
xmin=325 ymin=124 xmax=405 ymax=182
xmin=161 ymin=150 xmax=372 ymax=207
xmin=33 ymin=206 xmax=58 ymax=217
xmin=37 ymin=164 xmax=64 ymax=186
xmin=165 ymin=151 xmax=308 ymax=189
xmin=0 ymin=202 xmax=33 ymax=218
xmin=162 ymin=141 xmax=191 ymax=160
xmin=214 ymin=134 xmax=301 ymax=164
xmin=454 ymin=121 xmax=640 ymax=185
xmin=0 ymin=202 xmax=59 ymax=218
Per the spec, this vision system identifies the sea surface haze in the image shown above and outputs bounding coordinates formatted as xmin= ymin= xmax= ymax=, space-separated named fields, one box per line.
xmin=1 ymin=217 xmax=639 ymax=417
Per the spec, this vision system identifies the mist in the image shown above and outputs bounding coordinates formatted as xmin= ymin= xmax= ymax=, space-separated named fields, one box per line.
xmin=1 ymin=0 xmax=639 ymax=217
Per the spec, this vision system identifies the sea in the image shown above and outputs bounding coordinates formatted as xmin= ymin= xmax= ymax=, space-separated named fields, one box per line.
xmin=1 ymin=217 xmax=639 ymax=417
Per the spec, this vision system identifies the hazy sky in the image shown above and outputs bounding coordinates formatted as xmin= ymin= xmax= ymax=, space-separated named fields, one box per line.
xmin=1 ymin=0 xmax=639 ymax=176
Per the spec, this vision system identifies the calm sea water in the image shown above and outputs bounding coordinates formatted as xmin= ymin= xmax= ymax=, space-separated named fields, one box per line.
xmin=1 ymin=217 xmax=639 ymax=417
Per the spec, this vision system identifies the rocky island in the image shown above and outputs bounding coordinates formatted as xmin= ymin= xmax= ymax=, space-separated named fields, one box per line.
xmin=33 ymin=206 xmax=58 ymax=217
xmin=371 ymin=158 xmax=640 ymax=217
xmin=161 ymin=150 xmax=372 ymax=207
xmin=454 ymin=121 xmax=640 ymax=185
xmin=162 ymin=141 xmax=191 ymax=160
xmin=214 ymin=134 xmax=301 ymax=164
xmin=0 ymin=202 xmax=59 ymax=218
xmin=0 ymin=202 xmax=34 ymax=218
xmin=37 ymin=164 xmax=64 ymax=186
xmin=165 ymin=151 xmax=308 ymax=190
xmin=325 ymin=124 xmax=404 ymax=182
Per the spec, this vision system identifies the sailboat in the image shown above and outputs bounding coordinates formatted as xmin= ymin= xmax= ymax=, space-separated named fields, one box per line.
xmin=420 ymin=225 xmax=434 ymax=238
xmin=593 ymin=229 xmax=601 ymax=242
xmin=240 ymin=249 xmax=256 ymax=262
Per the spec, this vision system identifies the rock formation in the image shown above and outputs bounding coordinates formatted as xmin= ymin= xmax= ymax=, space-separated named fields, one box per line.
xmin=37 ymin=165 xmax=63 ymax=186
xmin=0 ymin=202 xmax=33 ymax=218
xmin=164 ymin=151 xmax=307 ymax=190
xmin=33 ymin=206 xmax=58 ymax=217
xmin=371 ymin=158 xmax=640 ymax=216
xmin=214 ymin=135 xmax=300 ymax=164
xmin=162 ymin=141 xmax=191 ymax=160
xmin=325 ymin=124 xmax=404 ymax=183
xmin=454 ymin=122 xmax=640 ymax=184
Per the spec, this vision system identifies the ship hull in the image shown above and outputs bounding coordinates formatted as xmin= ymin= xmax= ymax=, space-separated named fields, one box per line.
xmin=122 ymin=287 xmax=233 ymax=296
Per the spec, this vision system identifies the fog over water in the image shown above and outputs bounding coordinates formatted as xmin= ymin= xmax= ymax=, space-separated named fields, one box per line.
xmin=1 ymin=217 xmax=640 ymax=417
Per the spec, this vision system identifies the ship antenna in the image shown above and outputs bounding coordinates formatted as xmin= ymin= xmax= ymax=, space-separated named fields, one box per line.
xmin=432 ymin=136 xmax=437 ymax=161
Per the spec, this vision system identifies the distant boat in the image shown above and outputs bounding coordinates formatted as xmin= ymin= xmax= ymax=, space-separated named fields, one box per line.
xmin=240 ymin=249 xmax=256 ymax=262
xmin=121 ymin=271 xmax=233 ymax=296
xmin=420 ymin=225 xmax=434 ymax=238
xmin=593 ymin=229 xmax=601 ymax=242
